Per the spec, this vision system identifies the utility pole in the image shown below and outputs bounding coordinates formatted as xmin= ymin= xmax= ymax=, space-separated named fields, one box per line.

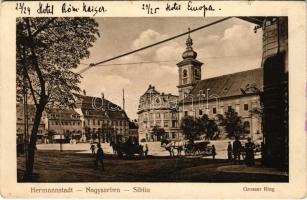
xmin=59 ymin=110 xmax=63 ymax=152
xmin=122 ymin=88 xmax=125 ymax=111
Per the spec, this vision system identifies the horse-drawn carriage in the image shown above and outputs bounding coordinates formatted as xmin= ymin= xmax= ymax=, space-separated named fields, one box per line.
xmin=111 ymin=139 xmax=144 ymax=158
xmin=184 ymin=140 xmax=213 ymax=156
xmin=161 ymin=139 xmax=214 ymax=157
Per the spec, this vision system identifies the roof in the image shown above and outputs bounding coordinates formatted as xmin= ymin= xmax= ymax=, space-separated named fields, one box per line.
xmin=16 ymin=103 xmax=46 ymax=124
xmin=141 ymin=85 xmax=160 ymax=97
xmin=75 ymin=94 xmax=120 ymax=110
xmin=48 ymin=108 xmax=80 ymax=115
xmin=47 ymin=108 xmax=81 ymax=121
xmin=75 ymin=94 xmax=129 ymax=120
xmin=184 ymin=68 xmax=263 ymax=102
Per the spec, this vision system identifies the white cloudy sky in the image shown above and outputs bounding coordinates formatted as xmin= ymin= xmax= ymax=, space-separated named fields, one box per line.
xmin=77 ymin=17 xmax=263 ymax=119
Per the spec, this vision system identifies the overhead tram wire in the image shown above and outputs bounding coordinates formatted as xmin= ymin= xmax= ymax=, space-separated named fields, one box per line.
xmin=77 ymin=53 xmax=259 ymax=69
xmin=78 ymin=17 xmax=233 ymax=75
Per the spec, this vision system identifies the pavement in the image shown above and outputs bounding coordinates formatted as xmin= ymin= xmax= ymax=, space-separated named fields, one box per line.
xmin=217 ymin=164 xmax=288 ymax=176
xmin=37 ymin=141 xmax=261 ymax=159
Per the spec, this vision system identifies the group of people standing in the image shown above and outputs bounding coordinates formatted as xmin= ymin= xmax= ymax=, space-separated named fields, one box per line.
xmin=227 ymin=136 xmax=256 ymax=166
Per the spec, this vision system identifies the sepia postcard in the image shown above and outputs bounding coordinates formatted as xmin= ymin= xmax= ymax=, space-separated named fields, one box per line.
xmin=0 ymin=0 xmax=306 ymax=199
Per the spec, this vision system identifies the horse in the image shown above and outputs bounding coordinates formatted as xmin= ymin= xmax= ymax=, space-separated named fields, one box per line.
xmin=162 ymin=139 xmax=186 ymax=157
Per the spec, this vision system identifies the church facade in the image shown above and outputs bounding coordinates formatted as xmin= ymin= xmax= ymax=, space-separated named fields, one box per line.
xmin=137 ymin=33 xmax=263 ymax=141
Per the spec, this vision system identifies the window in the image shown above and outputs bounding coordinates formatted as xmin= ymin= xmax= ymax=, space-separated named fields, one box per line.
xmin=172 ymin=120 xmax=177 ymax=128
xmin=244 ymin=104 xmax=249 ymax=111
xmin=184 ymin=111 xmax=188 ymax=116
xmin=199 ymin=109 xmax=203 ymax=116
xmin=228 ymin=106 xmax=232 ymax=111
xmin=93 ymin=119 xmax=95 ymax=125
xmin=156 ymin=113 xmax=160 ymax=119
xmin=183 ymin=69 xmax=187 ymax=77
xmin=164 ymin=121 xmax=169 ymax=127
xmin=213 ymin=107 xmax=217 ymax=114
xmin=182 ymin=69 xmax=188 ymax=84
xmin=172 ymin=113 xmax=177 ymax=119
xmin=243 ymin=121 xmax=250 ymax=134
xmin=164 ymin=113 xmax=169 ymax=119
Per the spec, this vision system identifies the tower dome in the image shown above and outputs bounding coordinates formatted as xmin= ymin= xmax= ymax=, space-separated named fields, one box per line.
xmin=182 ymin=29 xmax=197 ymax=59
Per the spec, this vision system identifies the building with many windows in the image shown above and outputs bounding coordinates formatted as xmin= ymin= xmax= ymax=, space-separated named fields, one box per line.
xmin=47 ymin=108 xmax=82 ymax=142
xmin=137 ymin=33 xmax=263 ymax=141
xmin=177 ymin=33 xmax=263 ymax=139
xmin=137 ymin=85 xmax=179 ymax=141
xmin=75 ymin=93 xmax=130 ymax=143
xmin=16 ymin=104 xmax=48 ymax=144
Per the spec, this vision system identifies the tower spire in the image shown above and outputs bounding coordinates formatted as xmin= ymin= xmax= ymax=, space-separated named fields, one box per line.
xmin=182 ymin=28 xmax=197 ymax=59
xmin=186 ymin=27 xmax=193 ymax=50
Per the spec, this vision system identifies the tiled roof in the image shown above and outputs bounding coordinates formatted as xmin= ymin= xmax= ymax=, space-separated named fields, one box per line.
xmin=75 ymin=94 xmax=129 ymax=120
xmin=184 ymin=68 xmax=263 ymax=102
xmin=48 ymin=108 xmax=80 ymax=115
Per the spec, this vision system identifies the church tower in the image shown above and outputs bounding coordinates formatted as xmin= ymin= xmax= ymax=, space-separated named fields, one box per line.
xmin=177 ymin=30 xmax=203 ymax=98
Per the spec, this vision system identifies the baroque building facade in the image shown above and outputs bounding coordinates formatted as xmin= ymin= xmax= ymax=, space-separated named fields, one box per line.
xmin=137 ymin=32 xmax=264 ymax=141
xmin=177 ymin=33 xmax=263 ymax=140
xmin=137 ymin=85 xmax=179 ymax=141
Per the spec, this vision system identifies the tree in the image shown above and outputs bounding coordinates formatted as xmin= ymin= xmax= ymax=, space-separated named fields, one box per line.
xmin=199 ymin=114 xmax=219 ymax=140
xmin=180 ymin=116 xmax=202 ymax=143
xmin=16 ymin=18 xmax=100 ymax=178
xmin=217 ymin=108 xmax=244 ymax=138
xmin=47 ymin=130 xmax=55 ymax=143
xmin=152 ymin=126 xmax=166 ymax=141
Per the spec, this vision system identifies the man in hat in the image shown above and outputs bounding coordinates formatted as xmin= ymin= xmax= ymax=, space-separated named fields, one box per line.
xmin=245 ymin=137 xmax=255 ymax=166
xmin=233 ymin=136 xmax=242 ymax=164
xmin=95 ymin=143 xmax=105 ymax=171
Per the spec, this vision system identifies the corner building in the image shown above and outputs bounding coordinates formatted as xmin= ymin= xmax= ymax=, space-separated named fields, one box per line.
xmin=137 ymin=85 xmax=179 ymax=141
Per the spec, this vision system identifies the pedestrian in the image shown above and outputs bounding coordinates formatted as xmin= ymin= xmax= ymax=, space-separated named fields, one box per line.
xmin=95 ymin=143 xmax=105 ymax=171
xmin=211 ymin=145 xmax=216 ymax=160
xmin=245 ymin=137 xmax=255 ymax=166
xmin=90 ymin=144 xmax=96 ymax=155
xmin=233 ymin=136 xmax=242 ymax=164
xmin=145 ymin=144 xmax=149 ymax=157
xmin=227 ymin=142 xmax=232 ymax=162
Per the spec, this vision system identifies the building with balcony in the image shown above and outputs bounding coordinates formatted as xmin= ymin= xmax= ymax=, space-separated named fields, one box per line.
xmin=137 ymin=85 xmax=179 ymax=141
